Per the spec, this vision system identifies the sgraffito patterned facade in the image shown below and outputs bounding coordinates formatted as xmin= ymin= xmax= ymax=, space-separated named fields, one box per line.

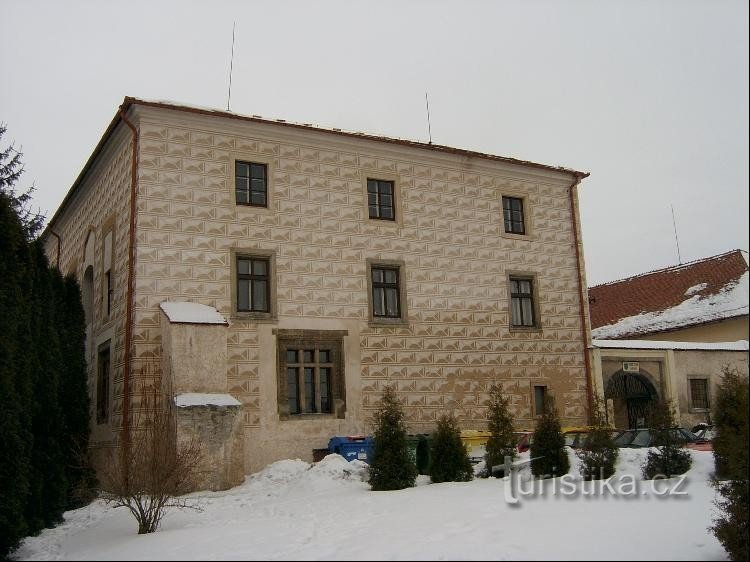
xmin=46 ymin=100 xmax=592 ymax=476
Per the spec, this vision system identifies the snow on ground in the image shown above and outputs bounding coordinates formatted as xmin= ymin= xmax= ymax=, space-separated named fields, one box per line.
xmin=12 ymin=450 xmax=726 ymax=561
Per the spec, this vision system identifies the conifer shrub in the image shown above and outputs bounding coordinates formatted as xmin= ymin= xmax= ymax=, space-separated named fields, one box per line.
xmin=483 ymin=384 xmax=517 ymax=478
xmin=641 ymin=399 xmax=691 ymax=480
xmin=368 ymin=385 xmax=418 ymax=491
xmin=530 ymin=396 xmax=569 ymax=479
xmin=576 ymin=396 xmax=618 ymax=480
xmin=429 ymin=413 xmax=474 ymax=483
xmin=711 ymin=366 xmax=749 ymax=561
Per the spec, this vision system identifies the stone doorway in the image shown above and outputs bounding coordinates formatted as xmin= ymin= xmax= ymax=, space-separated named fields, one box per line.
xmin=605 ymin=371 xmax=659 ymax=429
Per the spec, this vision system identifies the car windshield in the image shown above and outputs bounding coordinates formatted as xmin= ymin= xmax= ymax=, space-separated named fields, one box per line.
xmin=613 ymin=430 xmax=636 ymax=447
xmin=630 ymin=430 xmax=652 ymax=447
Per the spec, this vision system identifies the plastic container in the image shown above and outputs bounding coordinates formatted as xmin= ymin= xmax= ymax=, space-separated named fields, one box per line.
xmin=328 ymin=435 xmax=374 ymax=463
xmin=460 ymin=430 xmax=491 ymax=463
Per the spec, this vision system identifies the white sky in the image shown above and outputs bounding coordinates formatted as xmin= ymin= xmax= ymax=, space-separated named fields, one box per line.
xmin=1 ymin=0 xmax=747 ymax=285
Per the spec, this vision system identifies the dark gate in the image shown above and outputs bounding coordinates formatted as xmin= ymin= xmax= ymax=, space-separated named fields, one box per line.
xmin=605 ymin=371 xmax=659 ymax=428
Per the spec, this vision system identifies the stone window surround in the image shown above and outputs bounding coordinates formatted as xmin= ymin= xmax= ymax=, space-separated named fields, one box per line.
xmin=230 ymin=247 xmax=278 ymax=322
xmin=499 ymin=189 xmax=535 ymax=241
xmin=361 ymin=171 xmax=403 ymax=228
xmin=274 ymin=328 xmax=348 ymax=421
xmin=506 ymin=270 xmax=543 ymax=333
xmin=230 ymin=152 xmax=276 ymax=212
xmin=687 ymin=375 xmax=711 ymax=412
xmin=365 ymin=257 xmax=410 ymax=327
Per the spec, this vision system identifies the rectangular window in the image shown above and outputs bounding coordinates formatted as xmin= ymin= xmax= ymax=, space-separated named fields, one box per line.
xmin=510 ymin=277 xmax=536 ymax=327
xmin=236 ymin=256 xmax=270 ymax=313
xmin=690 ymin=378 xmax=710 ymax=410
xmin=502 ymin=196 xmax=525 ymax=235
xmin=534 ymin=385 xmax=547 ymax=416
xmin=367 ymin=179 xmax=395 ymax=220
xmin=372 ymin=266 xmax=401 ymax=318
xmin=235 ymin=161 xmax=268 ymax=207
xmin=279 ymin=337 xmax=344 ymax=417
xmin=105 ymin=270 xmax=112 ymax=317
xmin=96 ymin=341 xmax=111 ymax=424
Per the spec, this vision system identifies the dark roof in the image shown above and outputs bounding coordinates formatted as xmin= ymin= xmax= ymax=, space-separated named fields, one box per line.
xmin=44 ymin=97 xmax=588 ymax=234
xmin=588 ymin=250 xmax=749 ymax=337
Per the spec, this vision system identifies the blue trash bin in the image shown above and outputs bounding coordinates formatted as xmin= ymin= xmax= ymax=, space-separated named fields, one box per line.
xmin=328 ymin=435 xmax=374 ymax=463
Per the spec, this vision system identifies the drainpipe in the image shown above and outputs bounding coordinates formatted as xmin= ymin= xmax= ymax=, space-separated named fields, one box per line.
xmin=48 ymin=230 xmax=62 ymax=270
xmin=568 ymin=173 xmax=594 ymax=424
xmin=118 ymin=105 xmax=138 ymax=471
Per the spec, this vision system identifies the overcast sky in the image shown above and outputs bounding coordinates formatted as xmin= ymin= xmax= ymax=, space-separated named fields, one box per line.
xmin=1 ymin=0 xmax=747 ymax=285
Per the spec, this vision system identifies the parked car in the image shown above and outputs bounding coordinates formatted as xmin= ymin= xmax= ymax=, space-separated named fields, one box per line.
xmin=689 ymin=423 xmax=715 ymax=451
xmin=563 ymin=428 xmax=622 ymax=449
xmin=612 ymin=427 xmax=701 ymax=448
xmin=514 ymin=431 xmax=533 ymax=453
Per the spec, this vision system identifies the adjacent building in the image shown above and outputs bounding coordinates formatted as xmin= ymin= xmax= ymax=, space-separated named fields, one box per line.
xmin=588 ymin=250 xmax=749 ymax=429
xmin=43 ymin=97 xmax=593 ymax=488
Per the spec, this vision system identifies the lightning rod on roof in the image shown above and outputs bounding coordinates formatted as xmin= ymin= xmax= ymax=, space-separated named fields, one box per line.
xmin=671 ymin=204 xmax=682 ymax=265
xmin=425 ymin=92 xmax=432 ymax=144
xmin=227 ymin=21 xmax=236 ymax=112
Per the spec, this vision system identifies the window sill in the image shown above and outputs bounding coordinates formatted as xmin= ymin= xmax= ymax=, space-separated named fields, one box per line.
xmin=280 ymin=413 xmax=339 ymax=421
xmin=688 ymin=408 xmax=710 ymax=414
xmin=231 ymin=312 xmax=277 ymax=323
xmin=501 ymin=232 xmax=536 ymax=242
xmin=509 ymin=326 xmax=543 ymax=334
xmin=369 ymin=318 xmax=410 ymax=328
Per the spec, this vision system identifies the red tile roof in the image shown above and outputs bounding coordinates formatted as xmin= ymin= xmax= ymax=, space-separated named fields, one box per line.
xmin=588 ymin=250 xmax=749 ymax=337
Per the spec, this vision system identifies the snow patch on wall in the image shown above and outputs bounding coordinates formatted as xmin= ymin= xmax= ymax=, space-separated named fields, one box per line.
xmin=160 ymin=301 xmax=228 ymax=325
xmin=684 ymin=282 xmax=708 ymax=296
xmin=174 ymin=393 xmax=241 ymax=408
xmin=593 ymin=339 xmax=749 ymax=351
xmin=592 ymin=271 xmax=749 ymax=338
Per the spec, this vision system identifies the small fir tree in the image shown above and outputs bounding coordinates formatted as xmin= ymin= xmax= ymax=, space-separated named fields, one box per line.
xmin=576 ymin=395 xmax=618 ymax=480
xmin=429 ymin=413 xmax=474 ymax=483
xmin=641 ymin=399 xmax=692 ymax=479
xmin=368 ymin=385 xmax=418 ymax=491
xmin=530 ymin=396 xmax=570 ymax=479
xmin=484 ymin=384 xmax=517 ymax=478
xmin=710 ymin=367 xmax=749 ymax=561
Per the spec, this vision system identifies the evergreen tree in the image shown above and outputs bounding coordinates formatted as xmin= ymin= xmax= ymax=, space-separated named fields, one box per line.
xmin=530 ymin=396 xmax=570 ymax=478
xmin=641 ymin=399 xmax=691 ymax=479
xmin=58 ymin=274 xmax=95 ymax=507
xmin=483 ymin=384 xmax=516 ymax=478
xmin=0 ymin=189 xmax=34 ymax=559
xmin=429 ymin=413 xmax=473 ymax=483
xmin=368 ymin=385 xmax=418 ymax=491
xmin=576 ymin=395 xmax=618 ymax=480
xmin=710 ymin=367 xmax=749 ymax=561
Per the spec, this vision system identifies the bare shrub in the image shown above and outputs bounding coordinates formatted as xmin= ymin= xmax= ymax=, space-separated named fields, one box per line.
xmin=98 ymin=374 xmax=203 ymax=534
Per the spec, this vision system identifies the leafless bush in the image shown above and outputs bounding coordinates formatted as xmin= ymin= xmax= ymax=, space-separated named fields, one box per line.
xmin=98 ymin=375 xmax=203 ymax=534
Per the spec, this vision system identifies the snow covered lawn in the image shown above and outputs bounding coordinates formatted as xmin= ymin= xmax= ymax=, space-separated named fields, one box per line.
xmin=13 ymin=449 xmax=726 ymax=561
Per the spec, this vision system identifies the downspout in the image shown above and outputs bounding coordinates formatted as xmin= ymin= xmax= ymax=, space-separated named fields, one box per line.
xmin=48 ymin=230 xmax=62 ymax=270
xmin=568 ymin=173 xmax=594 ymax=424
xmin=118 ymin=105 xmax=138 ymax=470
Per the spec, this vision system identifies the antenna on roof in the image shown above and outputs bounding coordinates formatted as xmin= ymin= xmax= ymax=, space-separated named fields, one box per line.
xmin=671 ymin=204 xmax=682 ymax=264
xmin=425 ymin=92 xmax=432 ymax=144
xmin=227 ymin=21 xmax=236 ymax=112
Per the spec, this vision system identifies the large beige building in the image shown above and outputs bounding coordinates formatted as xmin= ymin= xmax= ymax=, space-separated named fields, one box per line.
xmin=44 ymin=97 xmax=593 ymax=488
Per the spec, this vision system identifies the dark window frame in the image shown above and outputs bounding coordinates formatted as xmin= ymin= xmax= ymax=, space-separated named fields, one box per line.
xmin=371 ymin=266 xmax=401 ymax=319
xmin=502 ymin=196 xmax=526 ymax=235
xmin=276 ymin=329 xmax=347 ymax=420
xmin=689 ymin=378 xmax=710 ymax=411
xmin=533 ymin=385 xmax=547 ymax=417
xmin=235 ymin=160 xmax=268 ymax=208
xmin=236 ymin=256 xmax=271 ymax=313
xmin=105 ymin=270 xmax=112 ymax=317
xmin=284 ymin=348 xmax=335 ymax=415
xmin=367 ymin=178 xmax=396 ymax=221
xmin=509 ymin=276 xmax=536 ymax=328
xmin=96 ymin=341 xmax=111 ymax=425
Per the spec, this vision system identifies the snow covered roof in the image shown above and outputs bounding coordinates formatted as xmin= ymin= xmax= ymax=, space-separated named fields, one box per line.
xmin=589 ymin=250 xmax=749 ymax=339
xmin=593 ymin=339 xmax=749 ymax=351
xmin=174 ymin=393 xmax=241 ymax=408
xmin=159 ymin=302 xmax=228 ymax=325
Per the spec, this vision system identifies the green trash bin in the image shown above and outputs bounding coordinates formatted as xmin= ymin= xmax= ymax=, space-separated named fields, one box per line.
xmin=407 ymin=434 xmax=432 ymax=475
